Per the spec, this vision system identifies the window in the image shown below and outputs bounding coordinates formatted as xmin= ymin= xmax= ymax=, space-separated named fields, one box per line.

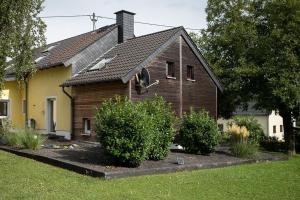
xmin=273 ymin=125 xmax=276 ymax=133
xmin=187 ymin=65 xmax=194 ymax=80
xmin=166 ymin=61 xmax=175 ymax=78
xmin=83 ymin=118 xmax=91 ymax=135
xmin=0 ymin=100 xmax=9 ymax=117
xmin=280 ymin=125 xmax=283 ymax=132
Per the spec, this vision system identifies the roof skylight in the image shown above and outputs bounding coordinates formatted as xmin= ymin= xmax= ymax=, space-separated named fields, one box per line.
xmin=34 ymin=56 xmax=45 ymax=63
xmin=89 ymin=58 xmax=113 ymax=71
xmin=41 ymin=45 xmax=56 ymax=53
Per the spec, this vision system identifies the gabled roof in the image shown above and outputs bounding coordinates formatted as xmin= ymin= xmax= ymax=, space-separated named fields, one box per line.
xmin=34 ymin=24 xmax=117 ymax=69
xmin=5 ymin=24 xmax=117 ymax=77
xmin=62 ymin=26 xmax=223 ymax=91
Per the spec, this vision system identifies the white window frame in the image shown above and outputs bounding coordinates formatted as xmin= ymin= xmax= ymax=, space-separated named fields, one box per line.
xmin=166 ymin=61 xmax=176 ymax=79
xmin=0 ymin=99 xmax=10 ymax=119
xmin=83 ymin=118 xmax=91 ymax=135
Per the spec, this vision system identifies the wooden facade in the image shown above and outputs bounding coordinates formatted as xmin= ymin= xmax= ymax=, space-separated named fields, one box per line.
xmin=72 ymin=36 xmax=217 ymax=140
xmin=72 ymin=81 xmax=129 ymax=140
xmin=131 ymin=37 xmax=217 ymax=118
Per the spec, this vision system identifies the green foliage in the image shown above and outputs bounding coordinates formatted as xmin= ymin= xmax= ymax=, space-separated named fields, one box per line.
xmin=230 ymin=141 xmax=258 ymax=158
xmin=21 ymin=128 xmax=44 ymax=150
xmin=143 ymin=96 xmax=177 ymax=160
xmin=178 ymin=109 xmax=221 ymax=154
xmin=231 ymin=116 xmax=265 ymax=144
xmin=95 ymin=96 xmax=153 ymax=167
xmin=0 ymin=118 xmax=12 ymax=140
xmin=0 ymin=0 xmax=46 ymax=87
xmin=2 ymin=131 xmax=23 ymax=147
xmin=96 ymin=96 xmax=177 ymax=166
xmin=193 ymin=0 xmax=300 ymax=153
xmin=2 ymin=128 xmax=44 ymax=149
xmin=260 ymin=136 xmax=287 ymax=152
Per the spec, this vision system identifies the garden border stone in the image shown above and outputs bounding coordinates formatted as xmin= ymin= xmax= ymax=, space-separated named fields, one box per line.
xmin=0 ymin=145 xmax=287 ymax=180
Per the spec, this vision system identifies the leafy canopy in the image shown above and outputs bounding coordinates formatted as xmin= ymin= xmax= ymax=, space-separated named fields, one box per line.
xmin=0 ymin=0 xmax=46 ymax=86
xmin=191 ymin=0 xmax=300 ymax=120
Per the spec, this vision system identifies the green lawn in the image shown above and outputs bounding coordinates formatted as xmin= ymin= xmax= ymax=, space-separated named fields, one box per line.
xmin=0 ymin=151 xmax=299 ymax=200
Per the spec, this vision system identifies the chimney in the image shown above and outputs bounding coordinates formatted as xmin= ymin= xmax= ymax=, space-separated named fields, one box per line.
xmin=114 ymin=10 xmax=135 ymax=43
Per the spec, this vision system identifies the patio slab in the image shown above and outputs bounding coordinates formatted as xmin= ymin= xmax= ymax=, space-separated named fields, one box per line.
xmin=0 ymin=141 xmax=288 ymax=179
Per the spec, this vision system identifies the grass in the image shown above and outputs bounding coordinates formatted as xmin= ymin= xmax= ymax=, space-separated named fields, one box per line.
xmin=0 ymin=151 xmax=299 ymax=200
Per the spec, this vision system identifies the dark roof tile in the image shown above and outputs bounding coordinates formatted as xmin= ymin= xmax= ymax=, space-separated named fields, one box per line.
xmin=34 ymin=24 xmax=117 ymax=68
xmin=63 ymin=27 xmax=182 ymax=86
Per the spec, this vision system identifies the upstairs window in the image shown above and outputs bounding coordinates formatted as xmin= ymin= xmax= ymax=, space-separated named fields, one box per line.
xmin=0 ymin=100 xmax=9 ymax=117
xmin=166 ymin=61 xmax=175 ymax=78
xmin=187 ymin=65 xmax=194 ymax=80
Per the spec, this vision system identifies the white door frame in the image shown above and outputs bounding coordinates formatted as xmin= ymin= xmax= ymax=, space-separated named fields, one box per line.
xmin=45 ymin=96 xmax=57 ymax=133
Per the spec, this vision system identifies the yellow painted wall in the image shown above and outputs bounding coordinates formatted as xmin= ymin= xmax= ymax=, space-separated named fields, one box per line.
xmin=27 ymin=66 xmax=71 ymax=133
xmin=2 ymin=81 xmax=24 ymax=128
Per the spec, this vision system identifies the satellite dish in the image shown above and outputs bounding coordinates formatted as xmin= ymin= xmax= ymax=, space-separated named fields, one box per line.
xmin=136 ymin=68 xmax=150 ymax=88
xmin=135 ymin=68 xmax=159 ymax=94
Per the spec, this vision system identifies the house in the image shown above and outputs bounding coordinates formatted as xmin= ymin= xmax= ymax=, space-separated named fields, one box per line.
xmin=2 ymin=10 xmax=222 ymax=140
xmin=217 ymin=103 xmax=284 ymax=140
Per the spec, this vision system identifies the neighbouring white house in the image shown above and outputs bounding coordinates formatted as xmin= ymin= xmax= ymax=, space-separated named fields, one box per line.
xmin=217 ymin=103 xmax=284 ymax=140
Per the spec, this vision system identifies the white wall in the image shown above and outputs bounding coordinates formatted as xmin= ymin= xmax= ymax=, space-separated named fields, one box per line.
xmin=268 ymin=111 xmax=284 ymax=140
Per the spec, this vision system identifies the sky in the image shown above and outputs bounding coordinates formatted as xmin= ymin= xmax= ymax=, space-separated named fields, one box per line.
xmin=41 ymin=0 xmax=208 ymax=43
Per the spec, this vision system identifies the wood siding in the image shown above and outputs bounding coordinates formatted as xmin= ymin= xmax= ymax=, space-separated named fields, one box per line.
xmin=72 ymin=36 xmax=217 ymax=140
xmin=72 ymin=81 xmax=128 ymax=140
xmin=131 ymin=37 xmax=181 ymax=114
xmin=131 ymin=37 xmax=217 ymax=118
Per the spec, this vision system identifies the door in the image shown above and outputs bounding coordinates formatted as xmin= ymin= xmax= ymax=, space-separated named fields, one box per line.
xmin=47 ymin=98 xmax=57 ymax=133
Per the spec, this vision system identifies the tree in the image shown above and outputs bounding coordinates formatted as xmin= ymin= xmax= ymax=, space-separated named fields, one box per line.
xmin=0 ymin=0 xmax=46 ymax=125
xmin=195 ymin=0 xmax=300 ymax=155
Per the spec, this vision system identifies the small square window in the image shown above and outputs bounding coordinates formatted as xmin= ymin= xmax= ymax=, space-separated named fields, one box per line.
xmin=187 ymin=65 xmax=194 ymax=80
xmin=280 ymin=125 xmax=283 ymax=132
xmin=273 ymin=125 xmax=276 ymax=133
xmin=83 ymin=118 xmax=91 ymax=135
xmin=166 ymin=61 xmax=175 ymax=78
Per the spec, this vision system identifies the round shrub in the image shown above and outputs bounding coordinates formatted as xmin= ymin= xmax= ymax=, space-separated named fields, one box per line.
xmin=95 ymin=96 xmax=153 ymax=167
xmin=143 ymin=96 xmax=177 ymax=160
xmin=178 ymin=110 xmax=221 ymax=154
xmin=232 ymin=116 xmax=264 ymax=144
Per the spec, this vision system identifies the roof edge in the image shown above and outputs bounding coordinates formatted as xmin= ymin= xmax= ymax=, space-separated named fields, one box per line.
xmin=121 ymin=27 xmax=223 ymax=92
xmin=121 ymin=27 xmax=183 ymax=83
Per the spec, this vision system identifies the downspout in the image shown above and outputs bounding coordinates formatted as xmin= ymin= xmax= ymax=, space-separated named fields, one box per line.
xmin=62 ymin=86 xmax=74 ymax=140
xmin=24 ymin=79 xmax=29 ymax=128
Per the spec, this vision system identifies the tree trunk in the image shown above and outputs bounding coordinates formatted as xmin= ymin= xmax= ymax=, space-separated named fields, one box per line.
xmin=280 ymin=109 xmax=296 ymax=157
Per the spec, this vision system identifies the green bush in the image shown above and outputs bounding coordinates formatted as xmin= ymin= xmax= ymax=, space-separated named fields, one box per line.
xmin=21 ymin=128 xmax=44 ymax=150
xmin=2 ymin=131 xmax=23 ymax=147
xmin=231 ymin=116 xmax=265 ymax=144
xmin=178 ymin=109 xmax=221 ymax=155
xmin=95 ymin=96 xmax=153 ymax=167
xmin=0 ymin=119 xmax=13 ymax=141
xmin=143 ymin=96 xmax=176 ymax=160
xmin=230 ymin=141 xmax=258 ymax=158
xmin=260 ymin=136 xmax=286 ymax=152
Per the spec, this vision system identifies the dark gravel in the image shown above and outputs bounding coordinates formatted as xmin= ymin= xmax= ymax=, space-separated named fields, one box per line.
xmin=0 ymin=140 xmax=287 ymax=179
